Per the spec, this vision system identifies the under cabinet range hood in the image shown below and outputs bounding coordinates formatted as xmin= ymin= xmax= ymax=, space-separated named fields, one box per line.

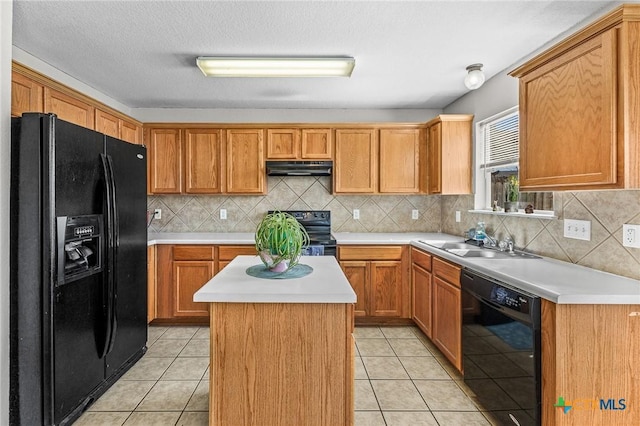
xmin=266 ymin=160 xmax=332 ymax=177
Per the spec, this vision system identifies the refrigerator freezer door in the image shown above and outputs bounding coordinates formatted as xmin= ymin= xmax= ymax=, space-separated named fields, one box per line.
xmin=104 ymin=137 xmax=148 ymax=377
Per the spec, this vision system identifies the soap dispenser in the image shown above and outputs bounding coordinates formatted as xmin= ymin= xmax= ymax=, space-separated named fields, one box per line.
xmin=474 ymin=222 xmax=486 ymax=241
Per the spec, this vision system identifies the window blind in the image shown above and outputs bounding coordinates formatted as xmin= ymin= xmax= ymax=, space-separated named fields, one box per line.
xmin=482 ymin=111 xmax=519 ymax=169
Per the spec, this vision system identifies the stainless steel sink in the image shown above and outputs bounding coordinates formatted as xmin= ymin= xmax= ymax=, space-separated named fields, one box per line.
xmin=418 ymin=240 xmax=540 ymax=260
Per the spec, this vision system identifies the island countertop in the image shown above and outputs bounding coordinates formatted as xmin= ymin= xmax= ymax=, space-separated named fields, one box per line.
xmin=193 ymin=255 xmax=357 ymax=304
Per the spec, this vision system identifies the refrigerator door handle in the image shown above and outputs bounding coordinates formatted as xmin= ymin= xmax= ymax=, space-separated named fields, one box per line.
xmin=104 ymin=154 xmax=119 ymax=354
xmin=99 ymin=154 xmax=117 ymax=358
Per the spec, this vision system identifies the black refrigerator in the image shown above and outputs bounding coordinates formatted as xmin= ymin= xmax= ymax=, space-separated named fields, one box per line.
xmin=10 ymin=113 xmax=148 ymax=425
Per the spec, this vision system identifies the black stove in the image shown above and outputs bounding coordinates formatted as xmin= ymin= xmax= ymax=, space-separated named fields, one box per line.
xmin=268 ymin=210 xmax=336 ymax=256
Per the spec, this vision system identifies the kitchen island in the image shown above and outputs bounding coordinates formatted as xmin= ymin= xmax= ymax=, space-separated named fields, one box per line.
xmin=193 ymin=255 xmax=357 ymax=426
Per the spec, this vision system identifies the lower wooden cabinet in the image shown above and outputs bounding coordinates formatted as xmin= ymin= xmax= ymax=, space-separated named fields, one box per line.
xmin=411 ymin=248 xmax=432 ymax=338
xmin=338 ymin=245 xmax=410 ymax=319
xmin=147 ymin=245 xmax=156 ymax=323
xmin=154 ymin=244 xmax=255 ymax=323
xmin=431 ymin=257 xmax=462 ymax=372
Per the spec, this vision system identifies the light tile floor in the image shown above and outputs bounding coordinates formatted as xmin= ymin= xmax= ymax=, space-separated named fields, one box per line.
xmin=76 ymin=325 xmax=497 ymax=426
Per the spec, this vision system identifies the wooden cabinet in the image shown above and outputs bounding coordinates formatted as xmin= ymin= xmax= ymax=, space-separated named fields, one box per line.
xmin=95 ymin=109 xmax=143 ymax=145
xmin=11 ymin=72 xmax=43 ymax=117
xmin=217 ymin=245 xmax=256 ymax=271
xmin=431 ymin=257 xmax=462 ymax=371
xmin=184 ymin=128 xmax=223 ymax=193
xmin=541 ymin=300 xmax=640 ymax=425
xmin=266 ymin=128 xmax=332 ymax=159
xmin=379 ymin=128 xmax=421 ymax=193
xmin=148 ymin=128 xmax=182 ymax=193
xmin=411 ymin=248 xmax=432 ymax=338
xmin=44 ymin=87 xmax=95 ymax=129
xmin=226 ymin=129 xmax=265 ymax=194
xmin=425 ymin=115 xmax=473 ymax=195
xmin=509 ymin=5 xmax=640 ymax=191
xmin=155 ymin=245 xmax=214 ymax=321
xmin=334 ymin=129 xmax=378 ymax=193
xmin=338 ymin=245 xmax=410 ymax=319
xmin=147 ymin=245 xmax=156 ymax=323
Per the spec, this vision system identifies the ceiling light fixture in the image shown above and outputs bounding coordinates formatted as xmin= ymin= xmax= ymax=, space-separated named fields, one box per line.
xmin=464 ymin=63 xmax=485 ymax=90
xmin=196 ymin=56 xmax=356 ymax=77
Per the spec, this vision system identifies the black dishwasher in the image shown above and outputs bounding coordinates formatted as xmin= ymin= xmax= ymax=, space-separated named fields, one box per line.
xmin=461 ymin=269 xmax=541 ymax=426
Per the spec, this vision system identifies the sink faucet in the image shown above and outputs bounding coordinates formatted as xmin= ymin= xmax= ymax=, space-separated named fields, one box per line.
xmin=482 ymin=235 xmax=498 ymax=247
xmin=504 ymin=236 xmax=514 ymax=253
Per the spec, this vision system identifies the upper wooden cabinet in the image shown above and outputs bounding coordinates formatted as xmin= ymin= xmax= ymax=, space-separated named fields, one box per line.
xmin=184 ymin=129 xmax=223 ymax=193
xmin=44 ymin=87 xmax=95 ymax=129
xmin=510 ymin=4 xmax=640 ymax=191
xmin=225 ymin=129 xmax=265 ymax=194
xmin=379 ymin=129 xmax=421 ymax=193
xmin=94 ymin=109 xmax=143 ymax=145
xmin=11 ymin=72 xmax=43 ymax=117
xmin=266 ymin=128 xmax=333 ymax=160
xmin=334 ymin=129 xmax=378 ymax=193
xmin=148 ymin=128 xmax=182 ymax=194
xmin=425 ymin=115 xmax=473 ymax=195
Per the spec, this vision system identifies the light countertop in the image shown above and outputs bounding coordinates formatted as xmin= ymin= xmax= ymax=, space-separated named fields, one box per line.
xmin=149 ymin=231 xmax=640 ymax=305
xmin=193 ymin=255 xmax=357 ymax=304
xmin=411 ymin=240 xmax=640 ymax=305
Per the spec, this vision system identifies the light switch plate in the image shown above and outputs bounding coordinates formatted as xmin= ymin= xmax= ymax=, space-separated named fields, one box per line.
xmin=353 ymin=209 xmax=360 ymax=220
xmin=623 ymin=224 xmax=640 ymax=248
xmin=564 ymin=219 xmax=591 ymax=241
xmin=220 ymin=209 xmax=227 ymax=220
xmin=455 ymin=211 xmax=461 ymax=223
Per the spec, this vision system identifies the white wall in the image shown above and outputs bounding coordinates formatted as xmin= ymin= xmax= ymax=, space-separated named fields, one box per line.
xmin=1 ymin=2 xmax=13 ymax=424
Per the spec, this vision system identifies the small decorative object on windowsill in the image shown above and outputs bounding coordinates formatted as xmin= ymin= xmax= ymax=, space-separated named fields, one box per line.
xmin=253 ymin=211 xmax=310 ymax=275
xmin=525 ymin=204 xmax=534 ymax=214
xmin=504 ymin=175 xmax=519 ymax=213
xmin=492 ymin=200 xmax=498 ymax=212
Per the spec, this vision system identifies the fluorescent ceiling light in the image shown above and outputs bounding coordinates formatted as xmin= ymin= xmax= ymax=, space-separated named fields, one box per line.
xmin=196 ymin=56 xmax=355 ymax=77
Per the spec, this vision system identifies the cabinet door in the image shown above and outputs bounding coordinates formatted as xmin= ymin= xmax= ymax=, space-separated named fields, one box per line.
xmin=379 ymin=129 xmax=420 ymax=193
xmin=301 ymin=128 xmax=332 ymax=159
xmin=266 ymin=129 xmax=299 ymax=159
xmin=149 ymin=128 xmax=182 ymax=193
xmin=226 ymin=129 xmax=265 ymax=193
xmin=427 ymin=123 xmax=442 ymax=194
xmin=173 ymin=261 xmax=214 ymax=317
xmin=432 ymin=276 xmax=461 ymax=371
xmin=11 ymin=72 xmax=43 ymax=117
xmin=412 ymin=263 xmax=432 ymax=338
xmin=147 ymin=246 xmax=156 ymax=323
xmin=519 ymin=31 xmax=617 ymax=190
xmin=95 ymin=109 xmax=120 ymax=138
xmin=121 ymin=119 xmax=142 ymax=145
xmin=184 ymin=129 xmax=222 ymax=193
xmin=44 ymin=87 xmax=94 ymax=129
xmin=340 ymin=261 xmax=368 ymax=317
xmin=334 ymin=129 xmax=377 ymax=193
xmin=369 ymin=261 xmax=403 ymax=317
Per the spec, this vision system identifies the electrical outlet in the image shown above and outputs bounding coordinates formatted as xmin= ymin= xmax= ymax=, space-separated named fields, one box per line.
xmin=154 ymin=208 xmax=161 ymax=220
xmin=220 ymin=209 xmax=227 ymax=220
xmin=412 ymin=209 xmax=419 ymax=220
xmin=353 ymin=209 xmax=360 ymax=220
xmin=564 ymin=219 xmax=591 ymax=241
xmin=455 ymin=211 xmax=461 ymax=223
xmin=623 ymin=224 xmax=640 ymax=248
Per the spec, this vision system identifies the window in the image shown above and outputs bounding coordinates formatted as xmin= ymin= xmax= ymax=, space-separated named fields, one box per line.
xmin=475 ymin=107 xmax=553 ymax=214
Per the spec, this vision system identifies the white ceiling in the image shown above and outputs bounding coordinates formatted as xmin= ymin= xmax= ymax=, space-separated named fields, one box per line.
xmin=12 ymin=0 xmax=619 ymax=110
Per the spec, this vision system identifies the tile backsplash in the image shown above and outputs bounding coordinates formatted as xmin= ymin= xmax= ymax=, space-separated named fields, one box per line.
xmin=148 ymin=180 xmax=640 ymax=280
xmin=441 ymin=191 xmax=640 ymax=280
xmin=148 ymin=176 xmax=442 ymax=234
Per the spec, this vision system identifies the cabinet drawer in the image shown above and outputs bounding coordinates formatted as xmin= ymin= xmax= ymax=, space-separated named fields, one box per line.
xmin=338 ymin=246 xmax=403 ymax=261
xmin=411 ymin=248 xmax=432 ymax=271
xmin=173 ymin=245 xmax=215 ymax=261
xmin=218 ymin=245 xmax=256 ymax=261
xmin=433 ymin=257 xmax=461 ymax=288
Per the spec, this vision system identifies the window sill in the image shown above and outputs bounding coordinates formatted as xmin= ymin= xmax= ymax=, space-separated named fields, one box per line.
xmin=468 ymin=209 xmax=557 ymax=220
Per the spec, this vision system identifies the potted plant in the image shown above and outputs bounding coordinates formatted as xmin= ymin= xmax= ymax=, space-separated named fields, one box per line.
xmin=504 ymin=175 xmax=519 ymax=213
xmin=255 ymin=211 xmax=310 ymax=273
